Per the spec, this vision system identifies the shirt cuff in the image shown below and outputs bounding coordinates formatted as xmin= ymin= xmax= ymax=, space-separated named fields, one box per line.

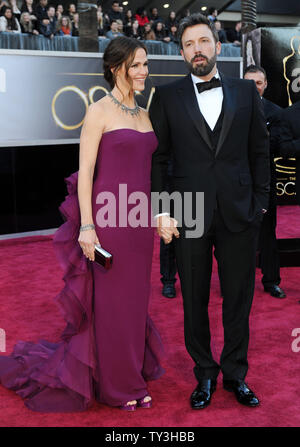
xmin=154 ymin=212 xmax=170 ymax=219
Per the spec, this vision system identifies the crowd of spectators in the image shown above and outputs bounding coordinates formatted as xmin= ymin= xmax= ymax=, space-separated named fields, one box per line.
xmin=206 ymin=6 xmax=242 ymax=45
xmin=0 ymin=0 xmax=79 ymax=37
xmin=97 ymin=3 xmax=241 ymax=45
xmin=0 ymin=1 xmax=241 ymax=46
xmin=96 ymin=3 xmax=182 ymax=43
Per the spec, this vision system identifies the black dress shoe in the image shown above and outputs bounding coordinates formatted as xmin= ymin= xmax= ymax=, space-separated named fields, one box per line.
xmin=190 ymin=379 xmax=217 ymax=409
xmin=162 ymin=284 xmax=176 ymax=298
xmin=264 ymin=284 xmax=286 ymax=298
xmin=223 ymin=379 xmax=259 ymax=407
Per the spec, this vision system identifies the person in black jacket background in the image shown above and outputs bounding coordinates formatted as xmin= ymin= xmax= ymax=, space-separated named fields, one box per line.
xmin=244 ymin=65 xmax=286 ymax=299
xmin=34 ymin=0 xmax=48 ymax=22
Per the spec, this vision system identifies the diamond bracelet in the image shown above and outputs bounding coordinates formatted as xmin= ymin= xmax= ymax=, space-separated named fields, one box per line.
xmin=80 ymin=224 xmax=95 ymax=232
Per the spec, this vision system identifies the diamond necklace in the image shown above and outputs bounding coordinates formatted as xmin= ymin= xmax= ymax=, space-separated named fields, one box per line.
xmin=107 ymin=91 xmax=140 ymax=117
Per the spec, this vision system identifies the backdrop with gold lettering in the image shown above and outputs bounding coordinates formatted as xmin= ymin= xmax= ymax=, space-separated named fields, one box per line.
xmin=243 ymin=27 xmax=300 ymax=205
xmin=0 ymin=49 xmax=242 ymax=147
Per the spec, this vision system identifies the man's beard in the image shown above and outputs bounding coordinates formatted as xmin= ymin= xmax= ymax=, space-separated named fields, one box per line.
xmin=184 ymin=51 xmax=217 ymax=77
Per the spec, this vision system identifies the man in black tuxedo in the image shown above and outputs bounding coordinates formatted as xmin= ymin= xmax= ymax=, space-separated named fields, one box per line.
xmin=278 ymin=100 xmax=300 ymax=206
xmin=150 ymin=14 xmax=270 ymax=409
xmin=244 ymin=65 xmax=286 ymax=299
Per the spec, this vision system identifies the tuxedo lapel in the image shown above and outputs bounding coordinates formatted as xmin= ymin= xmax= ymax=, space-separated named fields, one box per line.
xmin=215 ymin=74 xmax=237 ymax=156
xmin=177 ymin=75 xmax=213 ymax=151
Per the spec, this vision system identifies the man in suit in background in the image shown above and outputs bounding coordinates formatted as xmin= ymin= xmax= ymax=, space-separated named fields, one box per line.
xmin=278 ymin=99 xmax=300 ymax=206
xmin=226 ymin=20 xmax=242 ymax=45
xmin=244 ymin=65 xmax=286 ymax=299
xmin=150 ymin=13 xmax=270 ymax=410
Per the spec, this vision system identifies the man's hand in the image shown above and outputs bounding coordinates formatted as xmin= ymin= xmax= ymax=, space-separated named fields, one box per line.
xmin=157 ymin=215 xmax=180 ymax=244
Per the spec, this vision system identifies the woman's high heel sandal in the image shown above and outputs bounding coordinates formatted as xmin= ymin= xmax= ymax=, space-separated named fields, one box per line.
xmin=119 ymin=401 xmax=137 ymax=411
xmin=137 ymin=396 xmax=152 ymax=408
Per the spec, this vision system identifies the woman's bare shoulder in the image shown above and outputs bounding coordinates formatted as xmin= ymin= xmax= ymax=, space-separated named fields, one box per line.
xmin=84 ymin=95 xmax=114 ymax=127
xmin=88 ymin=94 xmax=112 ymax=114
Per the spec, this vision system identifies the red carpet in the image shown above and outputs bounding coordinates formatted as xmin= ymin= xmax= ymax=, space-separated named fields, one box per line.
xmin=0 ymin=206 xmax=299 ymax=427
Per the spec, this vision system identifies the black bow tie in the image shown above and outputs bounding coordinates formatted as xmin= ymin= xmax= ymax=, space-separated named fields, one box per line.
xmin=196 ymin=77 xmax=222 ymax=94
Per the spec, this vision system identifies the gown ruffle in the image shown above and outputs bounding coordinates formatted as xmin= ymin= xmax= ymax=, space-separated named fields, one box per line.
xmin=0 ymin=171 xmax=165 ymax=412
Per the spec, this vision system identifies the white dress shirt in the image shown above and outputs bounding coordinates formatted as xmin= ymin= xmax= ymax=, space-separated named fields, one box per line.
xmin=191 ymin=70 xmax=223 ymax=130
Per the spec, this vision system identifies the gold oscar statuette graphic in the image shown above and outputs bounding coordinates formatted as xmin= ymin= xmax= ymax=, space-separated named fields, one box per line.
xmin=283 ymin=35 xmax=300 ymax=106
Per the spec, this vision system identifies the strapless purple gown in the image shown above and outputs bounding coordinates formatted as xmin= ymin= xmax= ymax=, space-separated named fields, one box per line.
xmin=0 ymin=129 xmax=165 ymax=412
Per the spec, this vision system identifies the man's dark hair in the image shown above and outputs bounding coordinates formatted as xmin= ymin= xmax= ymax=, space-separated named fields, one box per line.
xmin=178 ymin=13 xmax=219 ymax=49
xmin=244 ymin=64 xmax=267 ymax=80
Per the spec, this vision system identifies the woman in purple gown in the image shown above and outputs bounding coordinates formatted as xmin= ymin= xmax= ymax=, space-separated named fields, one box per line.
xmin=0 ymin=37 xmax=164 ymax=412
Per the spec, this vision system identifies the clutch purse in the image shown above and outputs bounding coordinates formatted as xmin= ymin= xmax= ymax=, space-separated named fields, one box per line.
xmin=94 ymin=244 xmax=113 ymax=269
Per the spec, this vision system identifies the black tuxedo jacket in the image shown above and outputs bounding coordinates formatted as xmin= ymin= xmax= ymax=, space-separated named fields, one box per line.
xmin=149 ymin=73 xmax=270 ymax=234
xmin=278 ymin=100 xmax=300 ymax=205
xmin=262 ymin=97 xmax=282 ymax=155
